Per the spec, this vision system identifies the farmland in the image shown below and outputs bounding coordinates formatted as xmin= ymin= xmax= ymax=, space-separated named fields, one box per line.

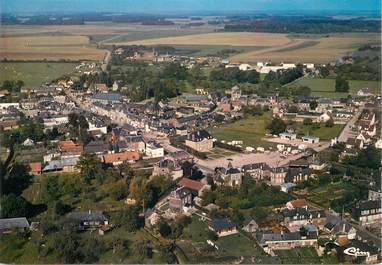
xmin=296 ymin=123 xmax=344 ymax=140
xmin=0 ymin=35 xmax=106 ymax=61
xmin=1 ymin=24 xmax=379 ymax=63
xmin=111 ymin=31 xmax=380 ymax=63
xmin=0 ymin=62 xmax=77 ymax=86
xmin=287 ymin=77 xmax=381 ymax=98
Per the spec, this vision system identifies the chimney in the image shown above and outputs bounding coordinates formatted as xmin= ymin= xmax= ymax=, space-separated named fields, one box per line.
xmin=88 ymin=209 xmax=91 ymax=215
xmin=342 ymin=223 xmax=346 ymax=233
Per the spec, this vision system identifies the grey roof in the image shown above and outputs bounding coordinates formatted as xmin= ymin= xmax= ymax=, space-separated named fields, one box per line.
xmin=0 ymin=217 xmax=29 ymax=230
xmin=43 ymin=157 xmax=79 ymax=172
xmin=226 ymin=167 xmax=241 ymax=174
xmin=85 ymin=141 xmax=109 ymax=154
xmin=210 ymin=218 xmax=235 ymax=230
xmin=92 ymin=92 xmax=122 ymax=102
xmin=282 ymin=207 xmax=325 ymax=220
xmin=67 ymin=211 xmax=108 ymax=222
xmin=187 ymin=130 xmax=212 ymax=141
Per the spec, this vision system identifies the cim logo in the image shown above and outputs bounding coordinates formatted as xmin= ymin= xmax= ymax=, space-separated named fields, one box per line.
xmin=344 ymin=247 xmax=370 ymax=257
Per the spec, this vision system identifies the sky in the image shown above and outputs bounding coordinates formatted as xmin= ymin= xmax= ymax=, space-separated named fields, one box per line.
xmin=1 ymin=0 xmax=381 ymax=15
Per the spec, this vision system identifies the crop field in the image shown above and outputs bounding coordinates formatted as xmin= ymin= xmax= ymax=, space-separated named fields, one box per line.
xmin=111 ymin=31 xmax=380 ymax=63
xmin=2 ymin=24 xmax=379 ymax=63
xmin=287 ymin=77 xmax=381 ymax=97
xmin=0 ymin=35 xmax=106 ymax=61
xmin=231 ymin=33 xmax=380 ymax=63
xmin=112 ymin=32 xmax=292 ymax=47
xmin=0 ymin=62 xmax=77 ymax=86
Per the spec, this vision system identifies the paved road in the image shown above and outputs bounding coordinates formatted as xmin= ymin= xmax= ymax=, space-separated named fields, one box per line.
xmin=338 ymin=106 xmax=364 ymax=142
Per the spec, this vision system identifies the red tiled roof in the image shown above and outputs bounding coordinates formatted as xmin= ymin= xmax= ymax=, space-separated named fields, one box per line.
xmin=103 ymin=151 xmax=139 ymax=163
xmin=177 ymin=178 xmax=204 ymax=192
xmin=288 ymin=199 xmax=307 ymax=208
xmin=58 ymin=140 xmax=83 ymax=154
xmin=29 ymin=162 xmax=42 ymax=173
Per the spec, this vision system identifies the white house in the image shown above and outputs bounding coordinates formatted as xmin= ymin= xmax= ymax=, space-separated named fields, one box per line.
xmin=239 ymin=63 xmax=252 ymax=71
xmin=145 ymin=142 xmax=164 ymax=158
xmin=302 ymin=135 xmax=320 ymax=144
xmin=279 ymin=132 xmax=297 ymax=140
xmin=357 ymin=88 xmax=374 ymax=97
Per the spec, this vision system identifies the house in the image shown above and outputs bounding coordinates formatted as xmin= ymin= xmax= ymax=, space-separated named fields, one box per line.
xmin=168 ymin=187 xmax=193 ymax=212
xmin=368 ymin=190 xmax=381 ymax=201
xmin=94 ymin=83 xmax=108 ymax=92
xmin=270 ymin=167 xmax=287 ymax=186
xmin=319 ymin=112 xmax=332 ymax=122
xmin=346 ymin=137 xmax=364 ymax=149
xmin=145 ymin=142 xmax=164 ymax=158
xmin=176 ymin=177 xmax=209 ymax=197
xmin=125 ymin=135 xmax=146 ymax=152
xmin=152 ymin=158 xmax=183 ymax=180
xmin=302 ymin=135 xmax=320 ymax=144
xmin=287 ymin=168 xmax=315 ymax=183
xmin=226 ymin=85 xmax=242 ymax=101
xmin=242 ymin=217 xmax=259 ymax=233
xmin=279 ymin=132 xmax=297 ymax=140
xmin=286 ymin=199 xmax=308 ymax=210
xmin=102 ymin=151 xmax=139 ymax=165
xmin=215 ymin=166 xmax=243 ymax=186
xmin=67 ymin=210 xmax=109 ymax=230
xmin=91 ymin=92 xmax=122 ymax=104
xmin=324 ymin=216 xmax=356 ymax=240
xmin=357 ymin=88 xmax=374 ymax=97
xmin=351 ymin=200 xmax=381 ymax=226
xmin=280 ymin=182 xmax=297 ymax=193
xmin=282 ymin=207 xmax=326 ymax=232
xmin=185 ymin=130 xmax=213 ymax=153
xmin=260 ymin=231 xmax=318 ymax=254
xmin=209 ymin=218 xmax=238 ymax=237
xmin=29 ymin=162 xmax=42 ymax=175
xmin=58 ymin=140 xmax=83 ymax=156
xmin=0 ymin=217 xmax=29 ymax=233
xmin=42 ymin=157 xmax=79 ymax=173
xmin=0 ymin=119 xmax=18 ymax=130
xmin=84 ymin=141 xmax=109 ymax=155
xmin=242 ymin=162 xmax=271 ymax=181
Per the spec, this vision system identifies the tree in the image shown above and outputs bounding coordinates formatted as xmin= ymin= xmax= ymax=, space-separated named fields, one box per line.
xmin=207 ymin=230 xmax=218 ymax=241
xmin=335 ymin=77 xmax=349 ymax=92
xmin=0 ymin=194 xmax=30 ymax=218
xmin=76 ymin=153 xmax=102 ymax=184
xmin=267 ymin=117 xmax=286 ymax=135
xmin=42 ymin=176 xmax=61 ymax=203
xmin=303 ymin=118 xmax=313 ymax=126
xmin=133 ymin=240 xmax=153 ymax=262
xmin=325 ymin=117 xmax=334 ymax=127
xmin=114 ymin=206 xmax=143 ymax=232
xmin=158 ymin=221 xmax=172 ymax=238
xmin=309 ymin=100 xmax=318 ymax=110
xmin=54 ymin=200 xmax=71 ymax=216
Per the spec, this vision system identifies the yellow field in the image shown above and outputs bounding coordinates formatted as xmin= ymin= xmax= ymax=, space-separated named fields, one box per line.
xmin=113 ymin=32 xmax=292 ymax=47
xmin=113 ymin=32 xmax=380 ymax=63
xmin=231 ymin=35 xmax=381 ymax=63
xmin=0 ymin=35 xmax=106 ymax=61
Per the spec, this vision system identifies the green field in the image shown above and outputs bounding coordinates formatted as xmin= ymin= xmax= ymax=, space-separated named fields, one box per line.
xmin=275 ymin=248 xmax=338 ymax=264
xmin=215 ymin=234 xmax=259 ymax=257
xmin=287 ymin=77 xmax=381 ymax=98
xmin=209 ymin=112 xmax=273 ymax=148
xmin=297 ymin=123 xmax=344 ymax=140
xmin=182 ymin=215 xmax=210 ymax=242
xmin=0 ymin=62 xmax=77 ymax=86
xmin=306 ymin=181 xmax=357 ymax=209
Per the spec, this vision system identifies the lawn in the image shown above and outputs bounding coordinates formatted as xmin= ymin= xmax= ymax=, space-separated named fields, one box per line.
xmin=0 ymin=62 xmax=77 ymax=86
xmin=182 ymin=215 xmax=210 ymax=242
xmin=296 ymin=123 xmax=344 ymax=140
xmin=209 ymin=112 xmax=273 ymax=148
xmin=215 ymin=233 xmax=259 ymax=257
xmin=287 ymin=77 xmax=381 ymax=98
xmin=275 ymin=248 xmax=337 ymax=264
